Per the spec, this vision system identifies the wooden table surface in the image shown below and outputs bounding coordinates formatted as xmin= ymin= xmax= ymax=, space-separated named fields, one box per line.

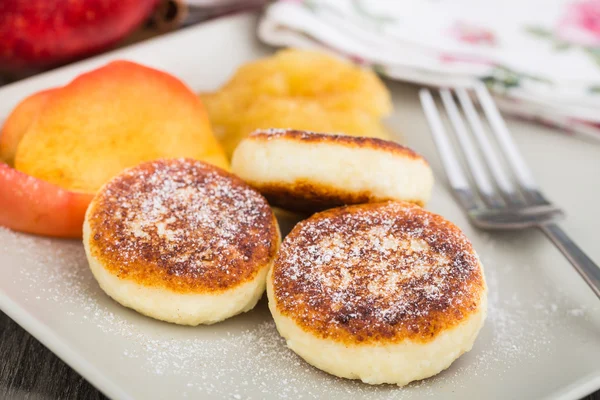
xmin=0 ymin=310 xmax=597 ymax=400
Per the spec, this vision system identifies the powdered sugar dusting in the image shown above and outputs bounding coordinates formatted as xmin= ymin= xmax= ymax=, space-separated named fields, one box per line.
xmin=272 ymin=202 xmax=484 ymax=341
xmin=1 ymin=223 xmax=597 ymax=398
xmin=87 ymin=158 xmax=277 ymax=290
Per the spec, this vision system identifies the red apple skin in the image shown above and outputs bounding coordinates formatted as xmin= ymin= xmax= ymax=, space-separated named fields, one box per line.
xmin=0 ymin=0 xmax=159 ymax=73
xmin=0 ymin=163 xmax=94 ymax=238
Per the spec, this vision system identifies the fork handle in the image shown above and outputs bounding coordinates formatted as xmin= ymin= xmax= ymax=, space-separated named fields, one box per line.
xmin=540 ymin=223 xmax=600 ymax=299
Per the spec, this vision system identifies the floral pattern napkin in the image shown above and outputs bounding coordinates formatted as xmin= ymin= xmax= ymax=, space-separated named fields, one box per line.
xmin=259 ymin=0 xmax=600 ymax=139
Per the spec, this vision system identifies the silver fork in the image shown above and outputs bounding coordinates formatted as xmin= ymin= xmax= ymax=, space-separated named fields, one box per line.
xmin=419 ymin=83 xmax=600 ymax=299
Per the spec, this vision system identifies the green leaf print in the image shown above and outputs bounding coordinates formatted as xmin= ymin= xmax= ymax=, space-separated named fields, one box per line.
xmin=524 ymin=26 xmax=553 ymax=38
xmin=589 ymin=85 xmax=600 ymax=94
xmin=351 ymin=0 xmax=396 ymax=26
xmin=585 ymin=48 xmax=600 ymax=68
xmin=372 ymin=64 xmax=387 ymax=76
xmin=303 ymin=0 xmax=317 ymax=12
xmin=553 ymin=41 xmax=571 ymax=51
xmin=484 ymin=66 xmax=553 ymax=91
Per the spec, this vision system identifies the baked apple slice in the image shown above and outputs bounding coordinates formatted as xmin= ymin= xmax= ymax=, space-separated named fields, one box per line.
xmin=0 ymin=163 xmax=93 ymax=238
xmin=0 ymin=88 xmax=58 ymax=165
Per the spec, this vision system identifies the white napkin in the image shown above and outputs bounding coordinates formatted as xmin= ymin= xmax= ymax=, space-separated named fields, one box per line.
xmin=259 ymin=0 xmax=600 ymax=138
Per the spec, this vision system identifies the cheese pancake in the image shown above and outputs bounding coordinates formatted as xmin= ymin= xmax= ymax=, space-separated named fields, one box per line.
xmin=84 ymin=158 xmax=280 ymax=325
xmin=267 ymin=201 xmax=487 ymax=385
xmin=232 ymin=129 xmax=433 ymax=213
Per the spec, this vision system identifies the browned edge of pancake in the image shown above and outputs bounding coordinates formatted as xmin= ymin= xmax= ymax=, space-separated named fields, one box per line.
xmin=270 ymin=201 xmax=486 ymax=345
xmin=86 ymin=158 xmax=280 ymax=294
xmin=252 ymin=179 xmax=425 ymax=214
xmin=249 ymin=129 xmax=426 ymax=163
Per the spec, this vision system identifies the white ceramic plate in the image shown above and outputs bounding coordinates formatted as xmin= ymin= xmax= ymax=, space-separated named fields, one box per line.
xmin=1 ymin=12 xmax=599 ymax=400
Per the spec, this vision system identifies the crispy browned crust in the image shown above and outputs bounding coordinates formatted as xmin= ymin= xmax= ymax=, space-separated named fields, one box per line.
xmin=250 ymin=129 xmax=422 ymax=159
xmin=86 ymin=158 xmax=279 ymax=294
xmin=250 ymin=179 xmax=425 ymax=214
xmin=271 ymin=201 xmax=486 ymax=345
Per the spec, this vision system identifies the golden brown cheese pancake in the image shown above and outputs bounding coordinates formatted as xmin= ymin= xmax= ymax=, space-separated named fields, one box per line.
xmin=231 ymin=129 xmax=433 ymax=213
xmin=267 ymin=201 xmax=487 ymax=385
xmin=84 ymin=158 xmax=280 ymax=325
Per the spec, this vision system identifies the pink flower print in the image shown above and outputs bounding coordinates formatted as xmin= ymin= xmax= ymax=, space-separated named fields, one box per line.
xmin=556 ymin=0 xmax=600 ymax=47
xmin=450 ymin=22 xmax=497 ymax=46
xmin=349 ymin=54 xmax=369 ymax=66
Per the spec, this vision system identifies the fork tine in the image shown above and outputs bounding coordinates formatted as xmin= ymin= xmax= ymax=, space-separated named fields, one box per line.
xmin=439 ymin=89 xmax=504 ymax=208
xmin=455 ymin=87 xmax=518 ymax=200
xmin=419 ymin=89 xmax=478 ymax=211
xmin=474 ymin=83 xmax=538 ymax=190
xmin=419 ymin=89 xmax=468 ymax=190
